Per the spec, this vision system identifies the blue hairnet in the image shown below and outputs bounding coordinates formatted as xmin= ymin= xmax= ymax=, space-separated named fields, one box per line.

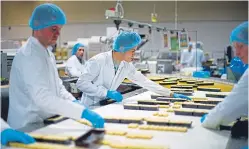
xmin=113 ymin=31 xmax=142 ymax=52
xmin=29 ymin=3 xmax=66 ymax=30
xmin=72 ymin=43 xmax=84 ymax=55
xmin=230 ymin=21 xmax=248 ymax=45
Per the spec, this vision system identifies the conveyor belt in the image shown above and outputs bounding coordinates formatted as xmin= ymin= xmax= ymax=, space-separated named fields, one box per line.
xmin=20 ymin=90 xmax=235 ymax=149
xmin=123 ymin=74 xmax=234 ymax=92
xmin=10 ymin=74 xmax=242 ymax=149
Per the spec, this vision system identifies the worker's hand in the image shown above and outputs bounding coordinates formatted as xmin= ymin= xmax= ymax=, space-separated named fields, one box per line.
xmin=200 ymin=114 xmax=208 ymax=123
xmin=1 ymin=128 xmax=36 ymax=145
xmin=73 ymin=99 xmax=84 ymax=106
xmin=81 ymin=109 xmax=105 ymax=128
xmin=106 ymin=90 xmax=123 ymax=102
xmin=173 ymin=93 xmax=192 ymax=100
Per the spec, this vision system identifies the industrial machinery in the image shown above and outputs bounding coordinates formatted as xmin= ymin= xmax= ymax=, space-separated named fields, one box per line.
xmin=1 ymin=49 xmax=16 ymax=81
xmin=1 ymin=52 xmax=8 ymax=80
xmin=156 ymin=51 xmax=175 ymax=74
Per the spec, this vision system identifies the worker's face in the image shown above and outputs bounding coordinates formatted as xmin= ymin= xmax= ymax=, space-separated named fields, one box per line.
xmin=36 ymin=25 xmax=62 ymax=47
xmin=76 ymin=47 xmax=84 ymax=58
xmin=123 ymin=47 xmax=137 ymax=62
xmin=234 ymin=42 xmax=248 ymax=64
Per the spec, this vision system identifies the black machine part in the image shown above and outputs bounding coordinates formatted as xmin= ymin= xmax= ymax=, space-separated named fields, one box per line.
xmin=99 ymin=83 xmax=142 ymax=106
xmin=114 ymin=20 xmax=122 ymax=30
xmin=43 ymin=115 xmax=68 ymax=125
xmin=75 ymin=129 xmax=105 ymax=147
xmin=231 ymin=118 xmax=248 ymax=139
xmin=220 ymin=118 xmax=248 ymax=139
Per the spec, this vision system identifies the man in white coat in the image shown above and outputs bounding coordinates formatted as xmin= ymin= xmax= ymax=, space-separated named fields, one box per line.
xmin=188 ymin=41 xmax=206 ymax=67
xmin=201 ymin=21 xmax=248 ymax=129
xmin=66 ymin=43 xmax=85 ymax=77
xmin=8 ymin=3 xmax=104 ymax=129
xmin=180 ymin=42 xmax=193 ymax=67
xmin=76 ymin=31 xmax=191 ymax=107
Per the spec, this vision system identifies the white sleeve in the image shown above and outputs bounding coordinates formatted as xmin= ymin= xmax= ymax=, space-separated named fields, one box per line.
xmin=202 ymin=70 xmax=248 ymax=129
xmin=127 ymin=64 xmax=172 ymax=97
xmin=58 ymin=77 xmax=75 ymax=101
xmin=22 ymin=56 xmax=84 ymax=120
xmin=1 ymin=118 xmax=10 ymax=132
xmin=66 ymin=57 xmax=82 ymax=77
xmin=51 ymin=55 xmax=76 ymax=101
xmin=76 ymin=59 xmax=108 ymax=99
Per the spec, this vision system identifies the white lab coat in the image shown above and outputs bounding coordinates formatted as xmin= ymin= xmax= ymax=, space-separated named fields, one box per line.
xmin=202 ymin=69 xmax=248 ymax=129
xmin=65 ymin=55 xmax=85 ymax=77
xmin=8 ymin=36 xmax=84 ymax=129
xmin=76 ymin=50 xmax=172 ymax=107
xmin=188 ymin=48 xmax=205 ymax=67
xmin=1 ymin=119 xmax=9 ymax=131
xmin=180 ymin=49 xmax=192 ymax=66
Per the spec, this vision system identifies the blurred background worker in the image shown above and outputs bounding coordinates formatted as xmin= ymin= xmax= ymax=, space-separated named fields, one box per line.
xmin=1 ymin=118 xmax=35 ymax=146
xmin=188 ymin=41 xmax=206 ymax=67
xmin=180 ymin=42 xmax=193 ymax=67
xmin=8 ymin=3 xmax=104 ymax=129
xmin=65 ymin=43 xmax=85 ymax=77
xmin=76 ymin=31 xmax=191 ymax=107
xmin=201 ymin=21 xmax=248 ymax=129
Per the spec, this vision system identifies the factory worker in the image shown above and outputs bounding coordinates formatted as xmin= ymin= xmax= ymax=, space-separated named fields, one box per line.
xmin=8 ymin=3 xmax=104 ymax=129
xmin=1 ymin=118 xmax=35 ymax=146
xmin=201 ymin=21 xmax=248 ymax=129
xmin=188 ymin=41 xmax=206 ymax=67
xmin=76 ymin=31 xmax=191 ymax=107
xmin=180 ymin=42 xmax=193 ymax=67
xmin=65 ymin=43 xmax=85 ymax=77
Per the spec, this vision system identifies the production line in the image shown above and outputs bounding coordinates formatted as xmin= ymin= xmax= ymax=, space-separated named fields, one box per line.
xmin=1 ymin=40 xmax=247 ymax=149
xmin=3 ymin=76 xmax=243 ymax=149
xmin=4 ymin=92 xmax=230 ymax=149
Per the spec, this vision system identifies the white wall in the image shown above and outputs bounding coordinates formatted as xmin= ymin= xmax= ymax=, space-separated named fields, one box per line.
xmin=1 ymin=20 xmax=245 ymax=59
xmin=2 ymin=1 xmax=247 ymax=26
xmin=1 ymin=1 xmax=247 ymax=60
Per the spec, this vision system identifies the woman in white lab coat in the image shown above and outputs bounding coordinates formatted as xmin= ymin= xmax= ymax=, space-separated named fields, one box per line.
xmin=201 ymin=21 xmax=248 ymax=129
xmin=65 ymin=43 xmax=85 ymax=77
xmin=76 ymin=31 xmax=191 ymax=107
xmin=188 ymin=41 xmax=206 ymax=67
xmin=8 ymin=3 xmax=104 ymax=129
xmin=1 ymin=118 xmax=35 ymax=145
xmin=180 ymin=42 xmax=193 ymax=67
